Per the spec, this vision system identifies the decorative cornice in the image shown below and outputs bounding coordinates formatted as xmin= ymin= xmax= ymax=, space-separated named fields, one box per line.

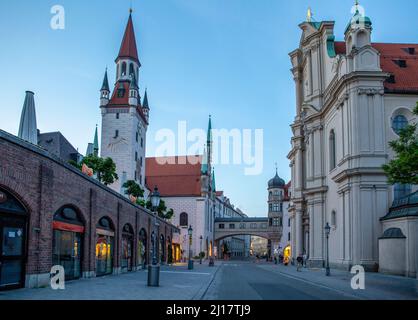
xmin=357 ymin=88 xmax=385 ymax=96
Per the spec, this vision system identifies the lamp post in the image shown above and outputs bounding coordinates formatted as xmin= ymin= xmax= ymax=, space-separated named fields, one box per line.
xmin=324 ymin=222 xmax=331 ymax=277
xmin=188 ymin=225 xmax=194 ymax=270
xmin=148 ymin=186 xmax=161 ymax=287
xmin=199 ymin=235 xmax=203 ymax=264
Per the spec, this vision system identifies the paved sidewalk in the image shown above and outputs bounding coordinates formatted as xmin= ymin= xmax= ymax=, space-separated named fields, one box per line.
xmin=258 ymin=263 xmax=418 ymax=300
xmin=0 ymin=263 xmax=221 ymax=300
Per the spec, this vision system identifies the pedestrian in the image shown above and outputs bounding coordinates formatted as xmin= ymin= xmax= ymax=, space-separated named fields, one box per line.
xmin=296 ymin=255 xmax=303 ymax=272
xmin=303 ymin=251 xmax=308 ymax=268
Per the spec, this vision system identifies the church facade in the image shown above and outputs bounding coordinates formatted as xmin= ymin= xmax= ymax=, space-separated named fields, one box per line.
xmin=287 ymin=4 xmax=418 ymax=276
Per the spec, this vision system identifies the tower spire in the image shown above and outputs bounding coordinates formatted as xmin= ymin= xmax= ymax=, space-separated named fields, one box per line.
xmin=18 ymin=91 xmax=38 ymax=145
xmin=143 ymin=88 xmax=149 ymax=109
xmin=101 ymin=68 xmax=109 ymax=91
xmin=93 ymin=124 xmax=99 ymax=156
xmin=116 ymin=13 xmax=140 ymax=65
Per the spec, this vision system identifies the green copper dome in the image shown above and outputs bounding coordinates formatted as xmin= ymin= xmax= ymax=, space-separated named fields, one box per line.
xmin=345 ymin=9 xmax=372 ymax=34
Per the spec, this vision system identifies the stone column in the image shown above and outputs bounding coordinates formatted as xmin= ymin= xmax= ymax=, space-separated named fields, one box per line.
xmin=295 ymin=210 xmax=303 ymax=257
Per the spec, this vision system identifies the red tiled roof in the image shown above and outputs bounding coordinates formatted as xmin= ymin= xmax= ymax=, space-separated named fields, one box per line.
xmin=146 ymin=156 xmax=203 ymax=197
xmin=117 ymin=14 xmax=140 ymax=64
xmin=107 ymin=81 xmax=148 ymax=124
xmin=334 ymin=42 xmax=418 ymax=93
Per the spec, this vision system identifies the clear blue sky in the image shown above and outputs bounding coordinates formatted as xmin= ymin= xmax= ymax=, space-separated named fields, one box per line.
xmin=0 ymin=0 xmax=417 ymax=216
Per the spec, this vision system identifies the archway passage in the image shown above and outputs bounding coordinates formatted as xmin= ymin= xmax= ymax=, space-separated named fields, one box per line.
xmin=0 ymin=187 xmax=27 ymax=290
xmin=96 ymin=217 xmax=115 ymax=276
xmin=52 ymin=205 xmax=84 ymax=281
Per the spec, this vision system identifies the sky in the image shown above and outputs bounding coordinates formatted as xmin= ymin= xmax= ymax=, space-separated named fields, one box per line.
xmin=0 ymin=0 xmax=417 ymax=217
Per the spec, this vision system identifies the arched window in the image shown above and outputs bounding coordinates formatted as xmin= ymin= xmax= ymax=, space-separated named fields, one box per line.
xmin=394 ymin=184 xmax=412 ymax=200
xmin=129 ymin=63 xmax=135 ymax=77
xmin=392 ymin=115 xmax=408 ymax=135
xmin=180 ymin=212 xmax=188 ymax=227
xmin=329 ymin=130 xmax=336 ymax=170
xmin=121 ymin=62 xmax=127 ymax=76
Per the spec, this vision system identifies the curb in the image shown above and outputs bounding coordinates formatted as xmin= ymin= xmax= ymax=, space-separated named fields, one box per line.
xmin=192 ymin=262 xmax=223 ymax=300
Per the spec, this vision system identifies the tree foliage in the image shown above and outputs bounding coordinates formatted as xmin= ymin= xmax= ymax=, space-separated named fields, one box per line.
xmin=146 ymin=199 xmax=174 ymax=220
xmin=382 ymin=102 xmax=418 ymax=185
xmin=123 ymin=180 xmax=144 ymax=198
xmin=69 ymin=154 xmax=118 ymax=186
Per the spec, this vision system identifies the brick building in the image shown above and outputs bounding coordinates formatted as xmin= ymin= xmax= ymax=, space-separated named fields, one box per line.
xmin=0 ymin=129 xmax=178 ymax=290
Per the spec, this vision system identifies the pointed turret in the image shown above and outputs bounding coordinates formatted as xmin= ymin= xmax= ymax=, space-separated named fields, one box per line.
xmin=206 ymin=115 xmax=213 ymax=172
xmin=201 ymin=145 xmax=208 ymax=175
xmin=211 ymin=169 xmax=216 ymax=192
xmin=142 ymin=89 xmax=149 ymax=120
xmin=18 ymin=91 xmax=38 ymax=145
xmin=93 ymin=125 xmax=99 ymax=156
xmin=129 ymin=73 xmax=139 ymax=106
xmin=100 ymin=69 xmax=110 ymax=107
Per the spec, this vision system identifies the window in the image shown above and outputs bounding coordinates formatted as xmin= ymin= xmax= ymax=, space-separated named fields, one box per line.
xmin=141 ymin=138 xmax=144 ymax=148
xmin=329 ymin=130 xmax=336 ymax=170
xmin=117 ymin=87 xmax=125 ymax=98
xmin=140 ymin=157 xmax=143 ymax=167
xmin=219 ymin=224 xmax=225 ymax=229
xmin=239 ymin=223 xmax=246 ymax=229
xmin=135 ymin=152 xmax=138 ymax=161
xmin=129 ymin=63 xmax=135 ymax=77
xmin=269 ymin=218 xmax=273 ymax=226
xmin=136 ymin=132 xmax=139 ymax=142
xmin=394 ymin=184 xmax=412 ymax=200
xmin=273 ymin=204 xmax=279 ymax=212
xmin=116 ymin=113 xmax=119 ymax=119
xmin=331 ymin=211 xmax=337 ymax=227
xmin=394 ymin=59 xmax=407 ymax=68
xmin=269 ymin=204 xmax=273 ymax=212
xmin=114 ymin=130 xmax=119 ymax=138
xmin=280 ymin=203 xmax=283 ymax=212
xmin=229 ymin=224 xmax=235 ymax=229
xmin=250 ymin=223 xmax=257 ymax=229
xmin=261 ymin=223 xmax=268 ymax=229
xmin=134 ymin=171 xmax=137 ymax=180
xmin=288 ymin=218 xmax=290 ymax=227
xmin=288 ymin=232 xmax=291 ymax=241
xmin=392 ymin=115 xmax=408 ymax=135
xmin=121 ymin=62 xmax=127 ymax=76
xmin=179 ymin=212 xmax=188 ymax=227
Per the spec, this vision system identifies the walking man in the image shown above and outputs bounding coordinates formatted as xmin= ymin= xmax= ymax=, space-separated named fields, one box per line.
xmin=296 ymin=255 xmax=303 ymax=272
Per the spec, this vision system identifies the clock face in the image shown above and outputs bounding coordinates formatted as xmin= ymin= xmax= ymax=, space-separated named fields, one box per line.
xmin=108 ymin=137 xmax=128 ymax=152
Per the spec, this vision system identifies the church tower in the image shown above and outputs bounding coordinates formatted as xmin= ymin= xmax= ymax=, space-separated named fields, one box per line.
xmin=100 ymin=11 xmax=149 ymax=194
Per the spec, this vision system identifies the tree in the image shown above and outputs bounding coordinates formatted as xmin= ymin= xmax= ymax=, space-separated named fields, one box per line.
xmin=69 ymin=154 xmax=118 ymax=186
xmin=382 ymin=102 xmax=418 ymax=185
xmin=123 ymin=180 xmax=144 ymax=198
xmin=146 ymin=199 xmax=175 ymax=220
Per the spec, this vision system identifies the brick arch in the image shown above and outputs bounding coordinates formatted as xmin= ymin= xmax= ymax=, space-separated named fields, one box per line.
xmin=53 ymin=203 xmax=87 ymax=225
xmin=0 ymin=182 xmax=32 ymax=215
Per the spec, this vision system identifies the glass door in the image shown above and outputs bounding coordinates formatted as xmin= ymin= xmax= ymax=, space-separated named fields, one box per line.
xmin=0 ymin=215 xmax=26 ymax=290
xmin=96 ymin=235 xmax=113 ymax=276
xmin=52 ymin=230 xmax=82 ymax=280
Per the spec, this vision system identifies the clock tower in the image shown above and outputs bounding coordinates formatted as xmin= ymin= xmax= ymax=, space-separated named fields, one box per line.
xmin=100 ymin=11 xmax=149 ymax=194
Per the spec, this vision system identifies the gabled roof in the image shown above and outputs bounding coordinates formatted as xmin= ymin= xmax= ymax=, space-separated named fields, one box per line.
xmin=116 ymin=14 xmax=140 ymax=65
xmin=334 ymin=41 xmax=418 ymax=94
xmin=107 ymin=80 xmax=148 ymax=124
xmin=146 ymin=156 xmax=203 ymax=197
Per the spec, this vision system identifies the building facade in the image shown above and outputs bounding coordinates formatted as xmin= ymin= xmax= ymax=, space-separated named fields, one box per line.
xmin=288 ymin=4 xmax=418 ymax=276
xmin=0 ymin=130 xmax=177 ymax=290
xmin=100 ymin=13 xmax=149 ymax=195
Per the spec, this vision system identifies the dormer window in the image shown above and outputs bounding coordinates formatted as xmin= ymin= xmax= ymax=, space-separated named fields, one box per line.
xmin=403 ymin=47 xmax=416 ymax=55
xmin=394 ymin=59 xmax=407 ymax=68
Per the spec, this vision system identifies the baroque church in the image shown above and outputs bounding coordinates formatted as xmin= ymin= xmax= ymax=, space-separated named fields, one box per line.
xmin=288 ymin=3 xmax=418 ymax=277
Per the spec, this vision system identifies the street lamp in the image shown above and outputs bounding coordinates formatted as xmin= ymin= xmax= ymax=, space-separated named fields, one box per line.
xmin=199 ymin=236 xmax=203 ymax=264
xmin=324 ymin=222 xmax=331 ymax=277
xmin=148 ymin=186 xmax=161 ymax=287
xmin=188 ymin=225 xmax=194 ymax=270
